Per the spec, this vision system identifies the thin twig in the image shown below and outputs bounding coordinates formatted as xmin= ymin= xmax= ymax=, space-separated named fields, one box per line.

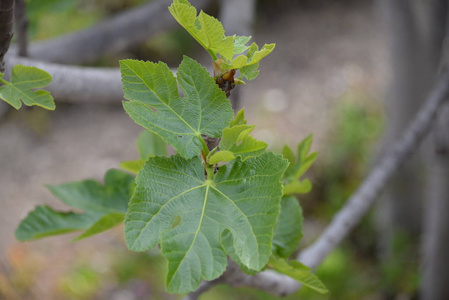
xmin=298 ymin=67 xmax=449 ymax=270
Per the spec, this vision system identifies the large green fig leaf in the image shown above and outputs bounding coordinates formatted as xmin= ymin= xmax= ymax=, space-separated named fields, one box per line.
xmin=124 ymin=152 xmax=288 ymax=293
xmin=0 ymin=65 xmax=55 ymax=110
xmin=121 ymin=56 xmax=233 ymax=159
xmin=15 ymin=169 xmax=135 ymax=241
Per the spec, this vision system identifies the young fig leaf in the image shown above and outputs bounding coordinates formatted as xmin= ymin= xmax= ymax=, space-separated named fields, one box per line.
xmin=168 ymin=0 xmax=274 ymax=81
xmin=169 ymin=0 xmax=234 ymax=60
xmin=0 ymin=65 xmax=55 ymax=110
xmin=283 ymin=135 xmax=317 ymax=196
xmin=219 ymin=124 xmax=267 ymax=160
xmin=230 ymin=108 xmax=247 ymax=127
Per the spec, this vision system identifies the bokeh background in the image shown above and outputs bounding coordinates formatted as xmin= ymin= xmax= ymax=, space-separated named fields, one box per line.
xmin=0 ymin=0 xmax=428 ymax=299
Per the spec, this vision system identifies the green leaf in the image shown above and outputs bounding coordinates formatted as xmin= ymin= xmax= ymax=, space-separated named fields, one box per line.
xmin=168 ymin=0 xmax=274 ymax=81
xmin=233 ymin=35 xmax=252 ymax=55
xmin=121 ymin=130 xmax=167 ymax=174
xmin=137 ymin=130 xmax=167 ymax=159
xmin=124 ymin=152 xmax=288 ymax=293
xmin=15 ymin=170 xmax=135 ymax=241
xmin=120 ymin=159 xmax=145 ymax=174
xmin=74 ymin=212 xmax=124 ymax=241
xmin=0 ymin=65 xmax=55 ymax=110
xmin=281 ymin=145 xmax=295 ymax=165
xmin=15 ymin=205 xmax=96 ymax=241
xmin=230 ymin=108 xmax=247 ymax=127
xmin=272 ymin=196 xmax=303 ymax=258
xmin=236 ymin=43 xmax=275 ymax=80
xmin=239 ymin=62 xmax=259 ymax=81
xmin=226 ymin=43 xmax=275 ymax=70
xmin=283 ymin=179 xmax=312 ymax=195
xmin=169 ymin=0 xmax=234 ymax=60
xmin=219 ymin=124 xmax=267 ymax=160
xmin=269 ymin=256 xmax=328 ymax=294
xmin=121 ymin=56 xmax=233 ymax=159
xmin=220 ymin=230 xmax=259 ymax=275
xmin=283 ymin=135 xmax=317 ymax=195
xmin=208 ymin=150 xmax=235 ymax=165
xmin=46 ymin=169 xmax=134 ymax=213
xmin=298 ymin=133 xmax=314 ymax=160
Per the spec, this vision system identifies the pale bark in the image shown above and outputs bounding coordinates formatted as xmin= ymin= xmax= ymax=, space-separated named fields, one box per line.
xmin=420 ymin=2 xmax=449 ymax=298
xmin=376 ymin=0 xmax=433 ymax=259
xmin=5 ymin=55 xmax=123 ymax=103
xmin=421 ymin=104 xmax=449 ymax=300
xmin=183 ymin=68 xmax=449 ymax=298
xmin=23 ymin=0 xmax=211 ymax=65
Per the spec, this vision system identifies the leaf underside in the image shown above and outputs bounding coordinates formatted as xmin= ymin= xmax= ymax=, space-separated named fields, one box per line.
xmin=125 ymin=152 xmax=288 ymax=293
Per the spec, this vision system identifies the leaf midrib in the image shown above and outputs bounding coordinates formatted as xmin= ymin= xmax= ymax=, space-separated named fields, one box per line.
xmin=167 ymin=183 xmax=211 ymax=287
xmin=128 ymin=63 xmax=199 ymax=136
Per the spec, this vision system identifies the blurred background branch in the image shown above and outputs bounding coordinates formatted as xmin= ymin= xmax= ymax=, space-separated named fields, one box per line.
xmin=20 ymin=0 xmax=213 ymax=65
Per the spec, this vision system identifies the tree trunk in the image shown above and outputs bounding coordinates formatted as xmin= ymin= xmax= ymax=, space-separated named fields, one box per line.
xmin=420 ymin=2 xmax=449 ymax=297
xmin=376 ymin=0 xmax=428 ymax=258
xmin=421 ymin=104 xmax=449 ymax=300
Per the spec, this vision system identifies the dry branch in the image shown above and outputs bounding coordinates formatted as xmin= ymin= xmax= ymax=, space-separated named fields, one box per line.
xmin=23 ymin=0 xmax=212 ymax=65
xmin=184 ymin=68 xmax=449 ymax=297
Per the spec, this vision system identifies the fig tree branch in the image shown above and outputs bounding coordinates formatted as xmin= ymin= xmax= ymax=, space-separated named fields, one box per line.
xmin=21 ymin=0 xmax=212 ymax=65
xmin=297 ymin=67 xmax=449 ymax=271
xmin=183 ymin=67 xmax=449 ymax=297
xmin=5 ymin=55 xmax=178 ymax=103
xmin=5 ymin=55 xmax=123 ymax=103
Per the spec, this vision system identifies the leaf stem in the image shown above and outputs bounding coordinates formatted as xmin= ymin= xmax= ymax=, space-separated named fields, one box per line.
xmin=207 ymin=49 xmax=218 ymax=61
xmin=206 ymin=166 xmax=214 ymax=180
xmin=200 ymin=136 xmax=210 ymax=157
